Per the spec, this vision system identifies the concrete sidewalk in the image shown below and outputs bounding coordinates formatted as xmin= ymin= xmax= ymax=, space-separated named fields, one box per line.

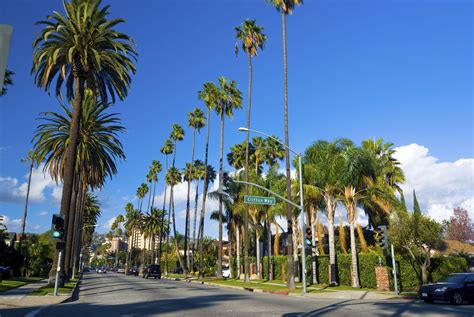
xmin=0 ymin=280 xmax=48 ymax=299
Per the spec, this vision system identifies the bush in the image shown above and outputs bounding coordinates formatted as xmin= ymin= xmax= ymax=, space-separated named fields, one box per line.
xmin=337 ymin=254 xmax=352 ymax=286
xmin=358 ymin=253 xmax=385 ymax=288
xmin=431 ymin=256 xmax=468 ymax=282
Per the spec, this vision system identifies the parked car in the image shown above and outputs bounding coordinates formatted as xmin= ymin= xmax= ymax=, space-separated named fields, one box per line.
xmin=0 ymin=266 xmax=13 ymax=279
xmin=126 ymin=267 xmax=139 ymax=276
xmin=96 ymin=267 xmax=107 ymax=274
xmin=143 ymin=264 xmax=161 ymax=279
xmin=222 ymin=266 xmax=230 ymax=278
xmin=83 ymin=267 xmax=90 ymax=273
xmin=116 ymin=268 xmax=126 ymax=274
xmin=419 ymin=273 xmax=474 ymax=305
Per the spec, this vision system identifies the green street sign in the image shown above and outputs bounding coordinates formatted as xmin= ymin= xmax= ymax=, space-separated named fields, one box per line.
xmin=244 ymin=195 xmax=275 ymax=206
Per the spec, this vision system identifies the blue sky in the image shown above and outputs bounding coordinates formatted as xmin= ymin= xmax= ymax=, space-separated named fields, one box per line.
xmin=0 ymin=0 xmax=472 ymax=237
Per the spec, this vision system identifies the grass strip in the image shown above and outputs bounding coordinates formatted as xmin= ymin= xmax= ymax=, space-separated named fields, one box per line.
xmin=28 ymin=282 xmax=75 ymax=296
xmin=0 ymin=277 xmax=44 ymax=293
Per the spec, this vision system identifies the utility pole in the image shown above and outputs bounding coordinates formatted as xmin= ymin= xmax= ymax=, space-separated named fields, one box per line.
xmin=391 ymin=244 xmax=399 ymax=296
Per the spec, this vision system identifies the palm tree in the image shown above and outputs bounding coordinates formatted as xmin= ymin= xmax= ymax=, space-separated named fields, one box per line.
xmin=18 ymin=150 xmax=40 ymax=252
xmin=143 ymin=207 xmax=164 ymax=264
xmin=0 ymin=69 xmax=14 ymax=96
xmin=146 ymin=161 xmax=162 ymax=213
xmin=266 ymin=0 xmax=302 ymax=289
xmin=32 ymin=0 xmax=136 ymax=282
xmin=33 ymin=90 xmax=125 ymax=277
xmin=166 ymin=167 xmax=184 ymax=270
xmin=197 ymin=82 xmax=218 ymax=278
xmin=235 ymin=20 xmax=266 ymax=282
xmin=125 ymin=204 xmax=141 ymax=267
xmin=184 ymin=107 xmax=206 ymax=272
xmin=214 ymin=76 xmax=243 ymax=278
xmin=304 ymin=140 xmax=346 ymax=286
xmin=191 ymin=159 xmax=205 ymax=272
xmin=228 ymin=141 xmax=255 ymax=172
xmin=159 ymin=139 xmax=173 ymax=266
xmin=111 ymin=214 xmax=125 ymax=267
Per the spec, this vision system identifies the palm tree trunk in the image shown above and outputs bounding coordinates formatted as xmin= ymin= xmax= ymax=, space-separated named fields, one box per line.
xmin=274 ymin=223 xmax=279 ymax=257
xmin=266 ymin=219 xmax=272 ymax=280
xmin=70 ymin=182 xmax=83 ymax=278
xmin=256 ymin=230 xmax=261 ymax=279
xmin=19 ymin=159 xmax=33 ymax=252
xmin=228 ymin=226 xmax=233 ymax=279
xmin=158 ymin=154 xmax=169 ymax=265
xmin=236 ymin=225 xmax=241 ymax=278
xmin=217 ymin=113 xmax=224 ymax=279
xmin=171 ymin=186 xmax=184 ymax=270
xmin=243 ymin=52 xmax=253 ymax=284
xmin=48 ymin=75 xmax=83 ymax=286
xmin=281 ymin=10 xmax=294 ymax=290
xmin=326 ymin=194 xmax=337 ymax=285
xmin=339 ymin=210 xmax=347 ymax=254
xmin=317 ymin=210 xmax=325 ymax=255
xmin=65 ymin=175 xmax=79 ymax=277
xmin=310 ymin=205 xmax=318 ymax=284
xmin=165 ymin=185 xmax=172 ymax=274
xmin=349 ymin=217 xmax=360 ymax=288
xmin=146 ymin=181 xmax=152 ymax=213
xmin=191 ymin=180 xmax=199 ymax=272
xmin=184 ymin=129 xmax=196 ymax=274
xmin=292 ymin=215 xmax=299 ymax=283
xmin=198 ymin=107 xmax=211 ymax=279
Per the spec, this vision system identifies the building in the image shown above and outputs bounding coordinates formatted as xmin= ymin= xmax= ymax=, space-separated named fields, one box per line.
xmin=107 ymin=236 xmax=128 ymax=253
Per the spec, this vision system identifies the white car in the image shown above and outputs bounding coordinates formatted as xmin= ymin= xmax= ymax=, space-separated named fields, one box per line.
xmin=222 ymin=266 xmax=230 ymax=278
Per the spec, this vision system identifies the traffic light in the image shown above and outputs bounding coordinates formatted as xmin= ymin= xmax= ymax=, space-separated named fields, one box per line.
xmin=304 ymin=226 xmax=312 ymax=247
xmin=377 ymin=225 xmax=388 ymax=249
xmin=220 ymin=171 xmax=231 ymax=192
xmin=51 ymin=214 xmax=65 ymax=241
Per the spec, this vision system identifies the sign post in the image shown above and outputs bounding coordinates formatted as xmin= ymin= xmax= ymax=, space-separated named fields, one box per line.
xmin=391 ymin=244 xmax=399 ymax=296
xmin=54 ymin=250 xmax=62 ymax=296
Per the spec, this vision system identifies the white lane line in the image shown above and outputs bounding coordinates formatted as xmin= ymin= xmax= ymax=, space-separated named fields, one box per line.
xmin=24 ymin=305 xmax=50 ymax=317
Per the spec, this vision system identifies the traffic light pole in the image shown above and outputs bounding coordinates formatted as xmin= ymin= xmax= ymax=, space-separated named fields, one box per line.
xmin=54 ymin=250 xmax=62 ymax=296
xmin=391 ymin=244 xmax=399 ymax=296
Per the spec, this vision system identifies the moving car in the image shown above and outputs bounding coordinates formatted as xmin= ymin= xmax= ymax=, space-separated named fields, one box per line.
xmin=126 ymin=267 xmax=139 ymax=276
xmin=419 ymin=273 xmax=474 ymax=305
xmin=143 ymin=264 xmax=161 ymax=279
xmin=96 ymin=267 xmax=107 ymax=274
xmin=116 ymin=268 xmax=126 ymax=274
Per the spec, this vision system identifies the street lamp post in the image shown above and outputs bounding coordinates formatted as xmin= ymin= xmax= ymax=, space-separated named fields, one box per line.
xmin=238 ymin=127 xmax=307 ymax=294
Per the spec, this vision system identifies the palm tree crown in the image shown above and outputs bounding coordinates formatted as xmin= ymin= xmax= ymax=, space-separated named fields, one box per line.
xmin=32 ymin=0 xmax=137 ymax=102
xmin=235 ymin=19 xmax=266 ymax=57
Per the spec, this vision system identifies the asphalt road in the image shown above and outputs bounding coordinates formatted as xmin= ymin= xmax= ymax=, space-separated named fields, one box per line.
xmin=2 ymin=272 xmax=473 ymax=317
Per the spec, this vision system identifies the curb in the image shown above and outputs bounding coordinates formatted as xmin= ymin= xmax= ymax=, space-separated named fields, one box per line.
xmin=61 ymin=272 xmax=83 ymax=303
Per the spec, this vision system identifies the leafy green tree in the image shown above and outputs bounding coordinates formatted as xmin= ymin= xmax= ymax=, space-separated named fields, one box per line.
xmin=265 ymin=0 xmax=302 ymax=289
xmin=389 ymin=198 xmax=444 ymax=285
xmin=235 ymin=19 xmax=266 ymax=282
xmin=32 ymin=0 xmax=136 ymax=282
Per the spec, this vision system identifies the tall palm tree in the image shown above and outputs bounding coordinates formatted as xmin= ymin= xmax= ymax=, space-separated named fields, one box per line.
xmin=235 ymin=19 xmax=266 ymax=283
xmin=146 ymin=160 xmax=162 ymax=212
xmin=197 ymin=82 xmax=218 ymax=278
xmin=0 ymin=69 xmax=14 ymax=96
xmin=266 ymin=0 xmax=303 ymax=289
xmin=184 ymin=107 xmax=206 ymax=272
xmin=166 ymin=167 xmax=184 ymax=269
xmin=213 ymin=76 xmax=242 ymax=278
xmin=159 ymin=139 xmax=173 ymax=266
xmin=18 ymin=150 xmax=40 ymax=252
xmin=191 ymin=159 xmax=205 ymax=271
xmin=33 ymin=90 xmax=125 ymax=277
xmin=136 ymin=183 xmax=149 ymax=212
xmin=32 ymin=0 xmax=136 ymax=283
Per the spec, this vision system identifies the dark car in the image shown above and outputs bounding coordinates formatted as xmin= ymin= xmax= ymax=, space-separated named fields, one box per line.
xmin=173 ymin=267 xmax=183 ymax=274
xmin=126 ymin=267 xmax=139 ymax=276
xmin=419 ymin=273 xmax=474 ymax=305
xmin=143 ymin=264 xmax=161 ymax=279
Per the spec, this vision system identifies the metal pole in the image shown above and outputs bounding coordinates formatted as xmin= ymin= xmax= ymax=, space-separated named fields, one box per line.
xmin=54 ymin=250 xmax=62 ymax=296
xmin=298 ymin=156 xmax=306 ymax=295
xmin=391 ymin=244 xmax=399 ymax=296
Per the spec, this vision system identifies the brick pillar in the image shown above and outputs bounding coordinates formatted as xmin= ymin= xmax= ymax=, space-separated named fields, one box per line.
xmin=375 ymin=266 xmax=390 ymax=291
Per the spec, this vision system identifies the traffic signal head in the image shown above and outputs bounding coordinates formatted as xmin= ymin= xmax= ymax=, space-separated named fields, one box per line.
xmin=304 ymin=226 xmax=312 ymax=247
xmin=377 ymin=225 xmax=388 ymax=249
xmin=51 ymin=214 xmax=65 ymax=241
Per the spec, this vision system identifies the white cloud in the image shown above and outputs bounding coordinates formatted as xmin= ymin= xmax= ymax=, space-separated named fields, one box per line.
xmin=0 ymin=163 xmax=62 ymax=205
xmin=38 ymin=211 xmax=48 ymax=216
xmin=2 ymin=215 xmax=22 ymax=231
xmin=393 ymin=143 xmax=474 ymax=221
xmin=102 ymin=216 xmax=116 ymax=230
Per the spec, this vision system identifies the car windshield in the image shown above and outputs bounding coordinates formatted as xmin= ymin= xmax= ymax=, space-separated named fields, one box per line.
xmin=440 ymin=275 xmax=466 ymax=283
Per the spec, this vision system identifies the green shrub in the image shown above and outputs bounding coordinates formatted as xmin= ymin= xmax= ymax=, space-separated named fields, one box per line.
xmin=395 ymin=256 xmax=420 ymax=291
xmin=431 ymin=256 xmax=468 ymax=282
xmin=337 ymin=254 xmax=352 ymax=286
xmin=358 ymin=253 xmax=385 ymax=288
xmin=317 ymin=256 xmax=329 ymax=284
